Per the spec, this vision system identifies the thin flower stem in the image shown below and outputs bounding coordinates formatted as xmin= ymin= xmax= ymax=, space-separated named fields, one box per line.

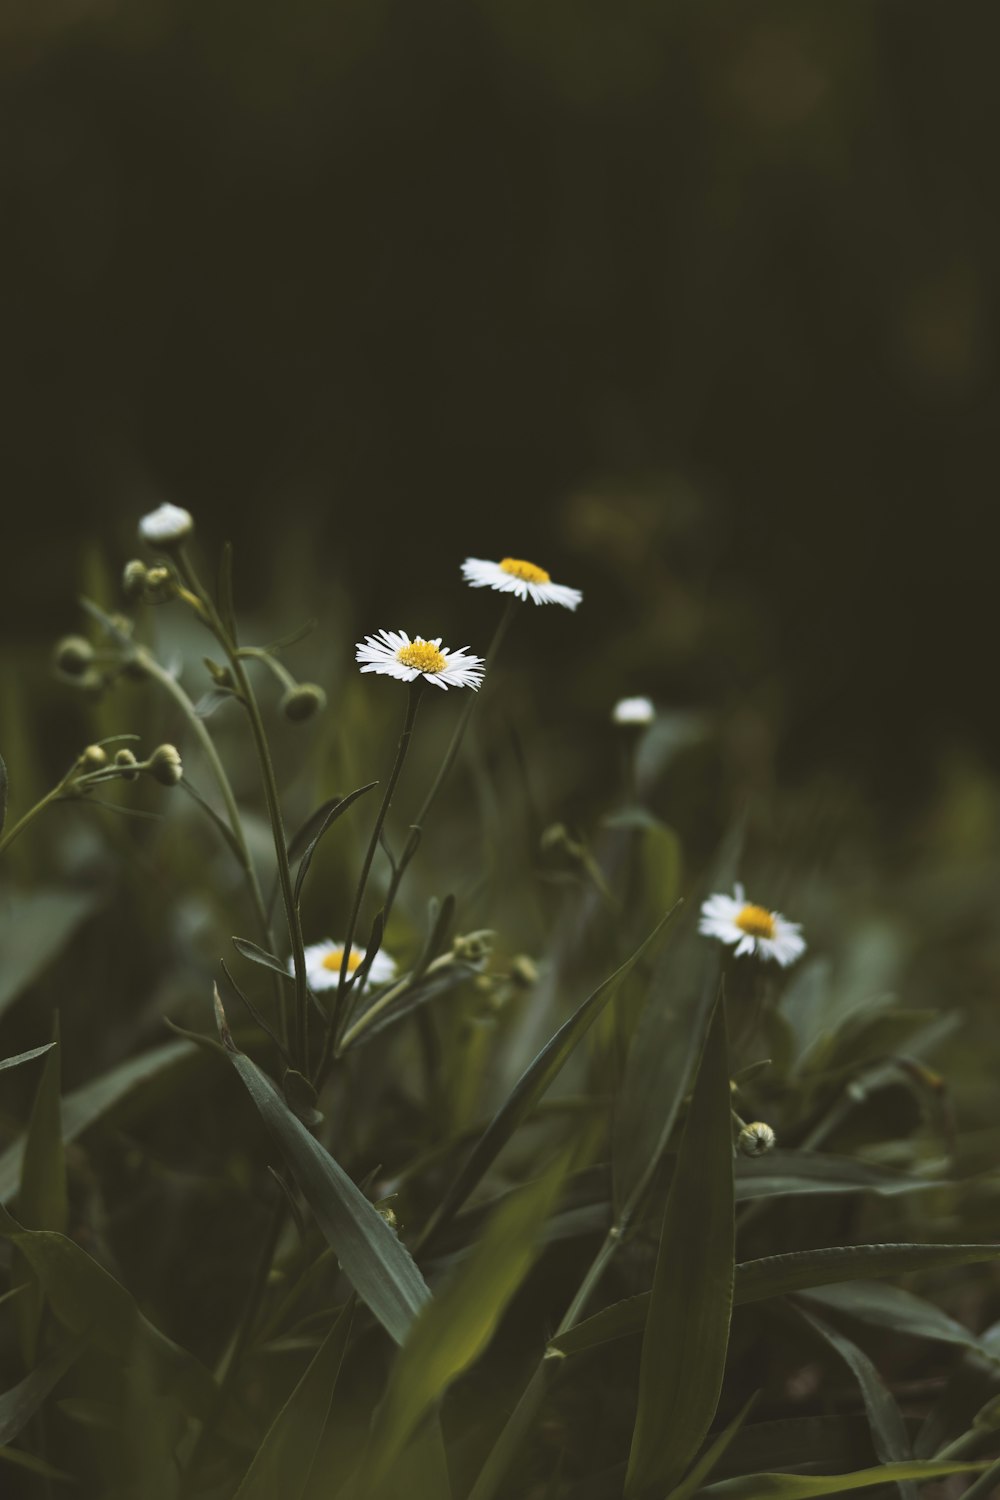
xmin=135 ymin=647 xmax=274 ymax=954
xmin=0 ymin=784 xmax=65 ymax=859
xmin=380 ymin=599 xmax=517 ymax=924
xmin=314 ymin=680 xmax=424 ymax=1088
xmin=175 ymin=546 xmax=309 ymax=1068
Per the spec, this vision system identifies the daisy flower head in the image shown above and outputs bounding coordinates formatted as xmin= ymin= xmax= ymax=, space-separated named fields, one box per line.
xmin=355 ymin=630 xmax=484 ymax=691
xmin=297 ymin=940 xmax=397 ymax=993
xmin=612 ymin=695 xmax=655 ymax=726
xmin=139 ymin=503 xmax=194 ymax=546
xmin=461 ymin=556 xmax=582 ymax=611
xmin=698 ymin=883 xmax=806 ymax=968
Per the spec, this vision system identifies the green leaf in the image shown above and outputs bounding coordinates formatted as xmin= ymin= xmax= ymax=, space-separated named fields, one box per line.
xmin=665 ymin=1394 xmax=758 ymax=1500
xmin=218 ymin=539 xmax=238 ymax=642
xmin=178 ymin=777 xmax=246 ymax=862
xmin=369 ymin=1156 xmax=567 ymax=1484
xmin=699 ymin=1460 xmax=990 ymax=1497
xmin=0 ymin=1043 xmax=56 ymax=1074
xmin=799 ymin=1281 xmax=997 ymax=1359
xmin=0 ymin=1218 xmax=218 ymax=1419
xmin=551 ymin=1243 xmax=1000 ymax=1357
xmin=233 ymin=935 xmax=292 ymax=978
xmin=625 ymin=995 xmax=734 ymax=1498
xmin=0 ymin=888 xmax=101 ymax=1020
xmin=796 ymin=1305 xmax=916 ymax=1500
xmin=233 ymin=1301 xmax=354 ymax=1499
xmin=958 ymin=1454 xmax=1000 ymax=1500
xmin=215 ymin=1000 xmax=431 ymax=1344
xmin=0 ymin=1336 xmax=84 ymax=1445
xmin=0 ymin=750 xmax=7 ymax=838
xmin=18 ymin=1022 xmax=67 ymax=1236
xmin=0 ymin=1038 xmax=197 ymax=1205
xmin=292 ymin=783 xmax=377 ymax=907
xmin=733 ymin=1151 xmax=940 ymax=1201
xmin=0 ymin=1445 xmax=76 ymax=1483
xmin=420 ymin=902 xmax=679 ymax=1248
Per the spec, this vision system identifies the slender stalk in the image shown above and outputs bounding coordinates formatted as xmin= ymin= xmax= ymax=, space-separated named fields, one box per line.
xmin=0 ymin=784 xmax=65 ymax=859
xmin=135 ymin=647 xmax=273 ymax=952
xmin=175 ymin=546 xmax=309 ymax=1068
xmin=314 ymin=680 xmax=424 ymax=1088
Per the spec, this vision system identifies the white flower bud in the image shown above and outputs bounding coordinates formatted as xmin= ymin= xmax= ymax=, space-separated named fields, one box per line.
xmin=738 ymin=1121 xmax=777 ymax=1157
xmin=80 ymin=744 xmax=108 ymax=770
xmin=612 ymin=695 xmax=655 ymax=726
xmin=139 ymin=503 xmax=194 ymax=546
xmin=148 ymin=743 xmax=183 ymax=786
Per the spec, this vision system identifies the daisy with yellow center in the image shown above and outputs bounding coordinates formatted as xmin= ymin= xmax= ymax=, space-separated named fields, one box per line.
xmin=355 ymin=630 xmax=485 ymax=690
xmin=461 ymin=556 xmax=582 ymax=610
xmin=295 ymin=940 xmax=397 ymax=993
xmin=698 ymin=883 xmax=805 ymax=967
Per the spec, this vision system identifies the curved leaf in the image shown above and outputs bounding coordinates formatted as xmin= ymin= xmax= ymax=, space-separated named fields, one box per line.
xmin=0 ymin=1044 xmax=56 ymax=1075
xmin=700 ymin=1460 xmax=990 ymax=1497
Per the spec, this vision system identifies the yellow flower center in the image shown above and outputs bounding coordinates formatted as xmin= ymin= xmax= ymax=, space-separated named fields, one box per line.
xmin=396 ymin=640 xmax=447 ymax=673
xmin=322 ymin=947 xmax=361 ymax=973
xmin=735 ymin=904 xmax=776 ymax=940
xmin=500 ymin=557 xmax=551 ymax=584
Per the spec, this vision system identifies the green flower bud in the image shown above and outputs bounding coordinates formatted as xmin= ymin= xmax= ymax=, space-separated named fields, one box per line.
xmin=80 ymin=744 xmax=108 ymax=770
xmin=55 ymin=635 xmax=95 ymax=677
xmin=114 ymin=748 xmax=140 ymax=781
xmin=509 ymin=954 xmax=539 ymax=988
xmin=280 ymin=683 xmax=327 ymax=722
xmin=122 ymin=560 xmax=149 ymax=600
xmin=148 ymin=743 xmax=183 ymax=786
xmin=738 ymin=1121 xmax=777 ymax=1157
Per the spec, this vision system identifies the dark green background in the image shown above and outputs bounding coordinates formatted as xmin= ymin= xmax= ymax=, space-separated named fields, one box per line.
xmin=3 ymin=0 xmax=996 ymax=810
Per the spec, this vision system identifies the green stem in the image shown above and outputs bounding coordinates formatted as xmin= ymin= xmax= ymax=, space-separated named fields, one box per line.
xmin=175 ymin=546 xmax=308 ymax=1068
xmin=0 ymin=784 xmax=65 ymax=859
xmin=314 ymin=680 xmax=424 ymax=1088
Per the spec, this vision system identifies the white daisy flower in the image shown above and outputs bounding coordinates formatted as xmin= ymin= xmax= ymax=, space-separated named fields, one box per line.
xmin=612 ymin=695 xmax=655 ymax=726
xmin=296 ymin=940 xmax=397 ymax=992
xmin=698 ymin=883 xmax=806 ymax=967
xmin=139 ymin=503 xmax=194 ymax=545
xmin=461 ymin=556 xmax=582 ymax=610
xmin=355 ymin=630 xmax=485 ymax=691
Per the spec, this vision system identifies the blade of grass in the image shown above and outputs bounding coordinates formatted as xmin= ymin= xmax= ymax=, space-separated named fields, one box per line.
xmin=699 ymin=1460 xmax=991 ymax=1497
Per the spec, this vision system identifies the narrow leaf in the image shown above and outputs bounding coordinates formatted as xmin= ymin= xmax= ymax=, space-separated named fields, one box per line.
xmin=19 ymin=1022 xmax=67 ymax=1233
xmin=0 ymin=1044 xmax=56 ymax=1074
xmin=233 ymin=936 xmax=292 ymax=979
xmin=799 ymin=1280 xmax=996 ymax=1358
xmin=370 ymin=1157 xmax=566 ymax=1484
xmin=734 ymin=1151 xmax=939 ymax=1200
xmin=0 ymin=750 xmax=7 ymax=838
xmin=215 ymin=1007 xmax=431 ymax=1344
xmin=551 ymin=1243 xmax=1000 ymax=1357
xmin=421 ymin=902 xmax=679 ymax=1247
xmin=292 ymin=783 xmax=377 ymax=907
xmin=700 ymin=1460 xmax=990 ymax=1497
xmin=234 ymin=1301 xmax=354 ymax=1499
xmin=796 ymin=1305 xmax=916 ymax=1500
xmin=178 ymin=777 xmax=245 ymax=861
xmin=664 ymin=1393 xmax=758 ymax=1500
xmin=625 ymin=995 xmax=734 ymax=1497
xmin=218 ymin=540 xmax=238 ymax=642
xmin=0 ymin=1337 xmax=84 ymax=1445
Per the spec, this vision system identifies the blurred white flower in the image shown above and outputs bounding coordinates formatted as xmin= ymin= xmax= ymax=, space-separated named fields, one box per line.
xmin=612 ymin=695 xmax=655 ymax=725
xmin=698 ymin=883 xmax=805 ymax=967
xmin=297 ymin=940 xmax=397 ymax=992
xmin=355 ymin=630 xmax=484 ymax=690
xmin=461 ymin=556 xmax=582 ymax=610
xmin=139 ymin=503 xmax=194 ymax=545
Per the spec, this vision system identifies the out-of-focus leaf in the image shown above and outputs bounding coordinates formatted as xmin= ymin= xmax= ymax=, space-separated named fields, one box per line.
xmin=178 ymin=777 xmax=245 ymax=860
xmin=0 ymin=749 xmax=7 ymax=838
xmin=215 ymin=1000 xmax=431 ymax=1344
xmin=613 ymin=823 xmax=740 ymax=1215
xmin=733 ymin=1151 xmax=940 ymax=1200
xmin=796 ymin=1305 xmax=916 ymax=1500
xmin=0 ymin=1336 xmax=84 ymax=1444
xmin=0 ymin=1214 xmax=218 ymax=1418
xmin=233 ymin=1301 xmax=354 ymax=1500
xmin=292 ymin=783 xmax=377 ymax=907
xmin=369 ymin=1156 xmax=566 ymax=1484
xmin=700 ymin=1460 xmax=989 ymax=1497
xmin=665 ymin=1394 xmax=757 ymax=1500
xmin=217 ymin=539 xmax=238 ymax=641
xmin=233 ymin=936 xmax=292 ymax=978
xmin=550 ymin=1243 xmax=1000 ymax=1357
xmin=799 ymin=1281 xmax=997 ymax=1359
xmin=420 ymin=903 xmax=679 ymax=1248
xmin=0 ymin=1043 xmax=56 ymax=1074
xmin=959 ymin=1454 xmax=1000 ymax=1500
xmin=625 ymin=996 xmax=733 ymax=1497
xmin=0 ymin=1445 xmax=76 ymax=1482
xmin=0 ymin=888 xmax=101 ymax=1019
xmin=18 ymin=1023 xmax=67 ymax=1236
xmin=0 ymin=1038 xmax=197 ymax=1204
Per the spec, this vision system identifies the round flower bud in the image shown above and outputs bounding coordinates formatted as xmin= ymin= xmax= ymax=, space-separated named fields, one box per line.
xmin=122 ymin=560 xmax=149 ymax=600
xmin=143 ymin=566 xmax=177 ymax=603
xmin=139 ymin=503 xmax=194 ymax=547
xmin=80 ymin=744 xmax=108 ymax=770
xmin=114 ymin=748 xmax=140 ymax=781
xmin=55 ymin=635 xmax=95 ymax=677
xmin=281 ymin=683 xmax=327 ymax=722
xmin=738 ymin=1121 xmax=777 ymax=1157
xmin=510 ymin=954 xmax=539 ymax=988
xmin=148 ymin=743 xmax=183 ymax=786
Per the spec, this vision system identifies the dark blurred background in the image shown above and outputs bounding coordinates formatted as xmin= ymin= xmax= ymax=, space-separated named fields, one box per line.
xmin=2 ymin=0 xmax=997 ymax=819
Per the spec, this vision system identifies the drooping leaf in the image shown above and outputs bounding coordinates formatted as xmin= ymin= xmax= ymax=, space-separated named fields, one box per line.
xmin=215 ymin=997 xmax=431 ymax=1344
xmin=799 ymin=1280 xmax=997 ymax=1359
xmin=0 ymin=1038 xmax=197 ymax=1204
xmin=550 ymin=1243 xmax=1000 ymax=1357
xmin=233 ymin=935 xmax=292 ymax=978
xmin=796 ymin=1305 xmax=916 ymax=1500
xmin=233 ymin=1301 xmax=354 ymax=1500
xmin=420 ymin=902 xmax=679 ymax=1248
xmin=368 ymin=1156 xmax=566 ymax=1485
xmin=699 ymin=1460 xmax=990 ymax=1497
xmin=0 ymin=1043 xmax=56 ymax=1074
xmin=625 ymin=995 xmax=734 ymax=1497
xmin=0 ymin=888 xmax=101 ymax=1020
xmin=0 ymin=1336 xmax=84 ymax=1445
xmin=733 ymin=1151 xmax=941 ymax=1201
